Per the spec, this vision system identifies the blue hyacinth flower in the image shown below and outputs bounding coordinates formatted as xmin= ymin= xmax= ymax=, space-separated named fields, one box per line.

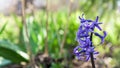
xmin=74 ymin=14 xmax=107 ymax=61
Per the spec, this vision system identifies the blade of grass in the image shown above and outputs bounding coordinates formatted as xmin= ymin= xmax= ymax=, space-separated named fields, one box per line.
xmin=21 ymin=0 xmax=35 ymax=67
xmin=0 ymin=22 xmax=7 ymax=35
xmin=44 ymin=0 xmax=49 ymax=56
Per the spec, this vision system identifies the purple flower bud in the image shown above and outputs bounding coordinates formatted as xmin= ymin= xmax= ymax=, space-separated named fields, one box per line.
xmin=91 ymin=16 xmax=102 ymax=30
xmin=94 ymin=31 xmax=107 ymax=44
xmin=79 ymin=15 xmax=92 ymax=23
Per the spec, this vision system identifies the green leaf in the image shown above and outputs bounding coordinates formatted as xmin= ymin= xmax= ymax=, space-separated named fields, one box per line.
xmin=0 ymin=57 xmax=11 ymax=66
xmin=0 ymin=40 xmax=29 ymax=63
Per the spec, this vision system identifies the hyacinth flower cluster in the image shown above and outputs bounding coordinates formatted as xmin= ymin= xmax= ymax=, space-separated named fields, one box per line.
xmin=74 ymin=14 xmax=107 ymax=61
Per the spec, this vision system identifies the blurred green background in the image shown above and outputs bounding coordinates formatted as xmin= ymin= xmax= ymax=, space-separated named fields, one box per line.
xmin=0 ymin=0 xmax=120 ymax=68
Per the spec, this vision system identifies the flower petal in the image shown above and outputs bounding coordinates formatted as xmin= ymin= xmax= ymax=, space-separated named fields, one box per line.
xmin=96 ymin=16 xmax=99 ymax=22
